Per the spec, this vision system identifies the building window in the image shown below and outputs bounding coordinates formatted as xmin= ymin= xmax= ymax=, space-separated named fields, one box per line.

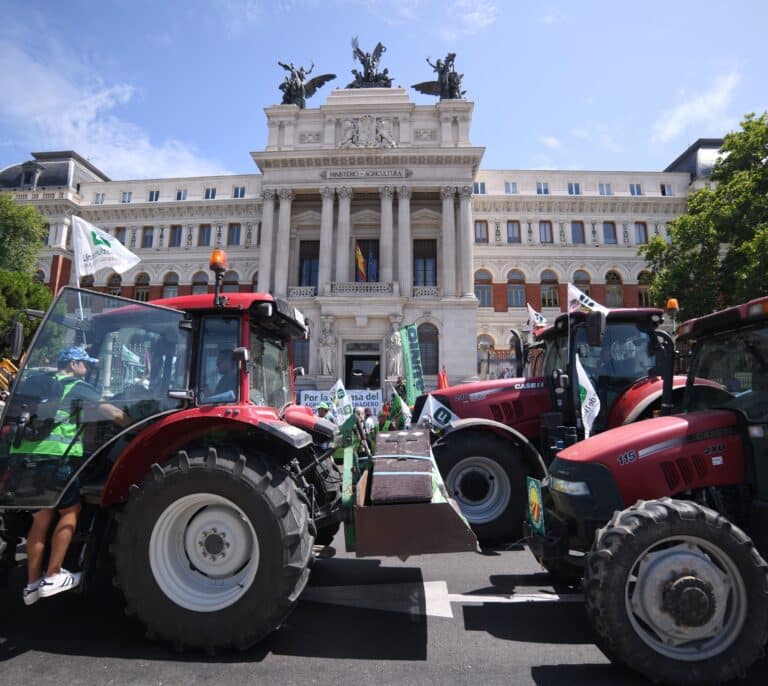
xmin=148 ymin=190 xmax=160 ymax=202
xmin=603 ymin=221 xmax=617 ymax=244
xmin=474 ymin=220 xmax=489 ymax=243
xmin=573 ymin=269 xmax=591 ymax=297
xmin=141 ymin=227 xmax=154 ymax=249
xmin=418 ymin=323 xmax=439 ymax=375
xmin=536 ymin=181 xmax=550 ymax=195
xmin=571 ymin=221 xmax=585 ymax=244
xmin=413 ymin=239 xmax=437 ymax=286
xmin=504 ymin=181 xmax=518 ymax=194
xmin=121 ymin=191 xmax=133 ymax=203
xmin=251 ymin=273 xmax=259 ymax=292
xmin=354 ymin=239 xmax=379 ymax=282
xmin=227 ymin=223 xmax=241 ymax=246
xmin=606 ymin=270 xmax=623 ymax=307
xmin=107 ymin=274 xmax=122 ymax=297
xmin=292 ymin=338 xmax=310 ymax=372
xmin=634 ymin=222 xmax=648 ymax=244
xmin=568 ymin=182 xmax=581 ymax=195
xmin=474 ymin=269 xmax=492 ymax=307
xmin=299 ymin=241 xmax=319 ymax=289
xmin=204 ymin=187 xmax=216 ymax=200
xmin=115 ymin=227 xmax=127 ymax=245
xmin=660 ymin=183 xmax=673 ymax=197
xmin=638 ymin=271 xmax=653 ymax=307
xmin=598 ymin=182 xmax=613 ymax=196
xmin=473 ymin=181 xmax=486 ymax=194
xmin=507 ymin=270 xmax=526 ymax=307
xmin=198 ymin=224 xmax=211 ymax=247
xmin=134 ymin=273 xmax=150 ymax=302
xmin=192 ymin=271 xmax=209 ymax=295
xmin=629 ymin=183 xmax=643 ymax=196
xmin=539 ymin=221 xmax=553 ymax=244
xmin=233 ymin=185 xmax=246 ymax=199
xmin=168 ymin=225 xmax=182 ymax=248
xmin=540 ymin=270 xmax=559 ymax=308
xmin=162 ymin=272 xmax=179 ymax=299
xmin=94 ymin=192 xmax=105 ymax=205
xmin=176 ymin=189 xmax=187 ymax=201
xmin=507 ymin=220 xmax=521 ymax=243
xmin=222 ymin=270 xmax=239 ymax=293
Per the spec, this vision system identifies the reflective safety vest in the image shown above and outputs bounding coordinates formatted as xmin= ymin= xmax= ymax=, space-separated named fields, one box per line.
xmin=11 ymin=373 xmax=84 ymax=457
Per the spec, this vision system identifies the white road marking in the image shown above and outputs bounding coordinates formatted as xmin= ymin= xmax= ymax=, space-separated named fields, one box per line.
xmin=302 ymin=581 xmax=583 ymax=618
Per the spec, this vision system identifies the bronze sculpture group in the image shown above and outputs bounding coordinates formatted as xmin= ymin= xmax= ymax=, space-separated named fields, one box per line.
xmin=277 ymin=39 xmax=465 ymax=108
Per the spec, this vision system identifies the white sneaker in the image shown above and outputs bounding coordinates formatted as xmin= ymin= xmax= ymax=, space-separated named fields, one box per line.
xmin=23 ymin=578 xmax=42 ymax=606
xmin=38 ymin=569 xmax=81 ymax=598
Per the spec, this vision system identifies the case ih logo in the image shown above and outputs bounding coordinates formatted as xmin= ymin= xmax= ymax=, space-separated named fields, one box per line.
xmin=513 ymin=381 xmax=545 ymax=390
xmin=617 ymin=450 xmax=638 ymax=466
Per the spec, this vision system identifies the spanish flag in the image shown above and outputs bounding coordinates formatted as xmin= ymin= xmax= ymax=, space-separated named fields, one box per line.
xmin=355 ymin=242 xmax=366 ymax=281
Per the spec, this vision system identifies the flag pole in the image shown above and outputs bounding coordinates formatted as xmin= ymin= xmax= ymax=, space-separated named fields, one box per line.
xmin=71 ymin=215 xmax=87 ymax=327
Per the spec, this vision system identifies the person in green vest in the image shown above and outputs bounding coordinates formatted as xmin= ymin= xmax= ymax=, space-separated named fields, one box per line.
xmin=18 ymin=346 xmax=130 ymax=605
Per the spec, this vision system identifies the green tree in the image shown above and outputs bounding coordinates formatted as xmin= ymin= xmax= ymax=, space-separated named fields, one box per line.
xmin=0 ymin=193 xmax=48 ymax=272
xmin=641 ymin=112 xmax=768 ymax=318
xmin=0 ymin=270 xmax=52 ymax=356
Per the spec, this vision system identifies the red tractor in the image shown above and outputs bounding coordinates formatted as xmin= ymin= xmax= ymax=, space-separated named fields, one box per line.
xmin=415 ymin=306 xmax=693 ymax=545
xmin=527 ymin=296 xmax=768 ymax=684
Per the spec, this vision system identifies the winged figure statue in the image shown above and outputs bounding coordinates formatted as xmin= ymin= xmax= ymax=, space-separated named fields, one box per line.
xmin=412 ymin=52 xmax=466 ymax=100
xmin=278 ymin=61 xmax=336 ymax=108
xmin=347 ymin=38 xmax=393 ymax=88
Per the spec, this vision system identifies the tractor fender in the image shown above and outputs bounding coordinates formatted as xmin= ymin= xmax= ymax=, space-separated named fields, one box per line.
xmin=611 ymin=375 xmax=695 ymax=426
xmin=435 ymin=417 xmax=547 ymax=478
xmin=102 ymin=405 xmax=312 ymax=507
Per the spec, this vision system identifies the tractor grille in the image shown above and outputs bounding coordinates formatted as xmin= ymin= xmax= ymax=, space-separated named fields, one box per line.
xmin=489 ymin=400 xmax=521 ymax=424
xmin=660 ymin=456 xmax=708 ymax=491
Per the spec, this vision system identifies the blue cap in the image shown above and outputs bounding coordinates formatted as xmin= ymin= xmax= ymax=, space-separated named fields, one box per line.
xmin=58 ymin=346 xmax=98 ymax=365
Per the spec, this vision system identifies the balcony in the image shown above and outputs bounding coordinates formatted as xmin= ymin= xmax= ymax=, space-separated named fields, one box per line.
xmin=330 ymin=282 xmax=396 ymax=296
xmin=412 ymin=286 xmax=440 ymax=298
xmin=287 ymin=286 xmax=317 ymax=298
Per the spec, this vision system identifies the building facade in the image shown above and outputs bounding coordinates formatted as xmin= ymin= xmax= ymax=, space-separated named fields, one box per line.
xmin=0 ymin=86 xmax=719 ymax=390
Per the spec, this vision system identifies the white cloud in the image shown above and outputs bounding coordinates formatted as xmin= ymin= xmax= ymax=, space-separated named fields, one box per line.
xmin=438 ymin=0 xmax=498 ymax=39
xmin=541 ymin=135 xmax=561 ymax=150
xmin=0 ymin=40 xmax=230 ymax=179
xmin=570 ymin=126 xmax=623 ymax=154
xmin=652 ymin=72 xmax=740 ymax=143
xmin=213 ymin=0 xmax=263 ymax=36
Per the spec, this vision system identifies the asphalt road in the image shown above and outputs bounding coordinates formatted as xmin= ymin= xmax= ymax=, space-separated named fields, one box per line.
xmin=1 ymin=532 xmax=767 ymax=686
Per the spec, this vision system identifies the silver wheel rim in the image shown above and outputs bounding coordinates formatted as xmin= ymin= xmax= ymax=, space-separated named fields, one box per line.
xmin=445 ymin=456 xmax=511 ymax=524
xmin=624 ymin=535 xmax=748 ymax=661
xmin=150 ymin=493 xmax=259 ymax=613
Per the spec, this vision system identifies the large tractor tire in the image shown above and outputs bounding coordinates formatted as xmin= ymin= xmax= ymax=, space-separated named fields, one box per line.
xmin=584 ymin=498 xmax=768 ymax=685
xmin=314 ymin=455 xmax=341 ymax=546
xmin=435 ymin=432 xmax=526 ymax=545
xmin=112 ymin=447 xmax=313 ymax=652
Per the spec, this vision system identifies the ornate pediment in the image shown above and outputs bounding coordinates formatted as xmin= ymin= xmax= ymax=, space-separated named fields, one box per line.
xmin=338 ymin=115 xmax=396 ymax=148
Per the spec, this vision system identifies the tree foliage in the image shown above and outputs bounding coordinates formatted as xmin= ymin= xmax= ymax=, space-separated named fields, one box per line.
xmin=641 ymin=112 xmax=768 ymax=318
xmin=0 ymin=193 xmax=48 ymax=273
xmin=0 ymin=270 xmax=52 ymax=357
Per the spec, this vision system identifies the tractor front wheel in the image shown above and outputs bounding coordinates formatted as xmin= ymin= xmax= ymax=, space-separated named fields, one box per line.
xmin=113 ymin=447 xmax=313 ymax=651
xmin=584 ymin=498 xmax=768 ymax=685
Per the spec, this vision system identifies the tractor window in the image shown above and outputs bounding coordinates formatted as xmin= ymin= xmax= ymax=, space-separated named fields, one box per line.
xmin=249 ymin=331 xmax=291 ymax=408
xmin=595 ymin=323 xmax=656 ymax=382
xmin=198 ymin=317 xmax=240 ymax=404
xmin=541 ymin=335 xmax=568 ymax=378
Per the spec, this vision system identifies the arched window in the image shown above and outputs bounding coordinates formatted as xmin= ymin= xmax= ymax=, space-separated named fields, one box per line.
xmin=540 ymin=269 xmax=559 ymax=308
xmin=134 ymin=273 xmax=150 ymax=302
xmin=222 ymin=270 xmax=239 ymax=293
xmin=251 ymin=272 xmax=259 ymax=292
xmin=162 ymin=272 xmax=179 ymax=299
xmin=474 ymin=269 xmax=492 ymax=307
xmin=79 ymin=275 xmax=94 ymax=288
xmin=107 ymin=273 xmax=122 ymax=297
xmin=574 ymin=269 xmax=591 ymax=297
xmin=477 ymin=334 xmax=495 ymax=377
xmin=606 ymin=270 xmax=623 ymax=307
xmin=191 ymin=271 xmax=209 ymax=295
xmin=418 ymin=323 xmax=439 ymax=375
xmin=638 ymin=271 xmax=653 ymax=307
xmin=507 ymin=269 xmax=525 ymax=307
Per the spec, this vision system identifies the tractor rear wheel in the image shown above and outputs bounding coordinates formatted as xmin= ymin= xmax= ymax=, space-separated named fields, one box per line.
xmin=584 ymin=498 xmax=768 ymax=685
xmin=435 ymin=432 xmax=525 ymax=545
xmin=113 ymin=447 xmax=313 ymax=651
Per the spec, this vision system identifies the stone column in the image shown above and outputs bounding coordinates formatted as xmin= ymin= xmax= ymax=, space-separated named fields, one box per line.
xmin=441 ymin=186 xmax=457 ymax=297
xmin=318 ymin=186 xmax=335 ymax=295
xmin=379 ymin=186 xmax=394 ymax=283
xmin=257 ymin=189 xmax=275 ymax=293
xmin=397 ymin=186 xmax=412 ymax=297
xmin=336 ymin=187 xmax=352 ymax=284
xmin=273 ymin=188 xmax=294 ymax=297
xmin=458 ymin=186 xmax=474 ymax=297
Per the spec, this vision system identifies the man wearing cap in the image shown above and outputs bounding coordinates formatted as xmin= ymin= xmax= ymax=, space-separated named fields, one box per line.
xmin=316 ymin=401 xmax=334 ymax=423
xmin=17 ymin=346 xmax=130 ymax=605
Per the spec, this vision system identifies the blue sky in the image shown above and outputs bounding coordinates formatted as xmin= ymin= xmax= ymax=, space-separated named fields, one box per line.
xmin=1 ymin=0 xmax=766 ymax=180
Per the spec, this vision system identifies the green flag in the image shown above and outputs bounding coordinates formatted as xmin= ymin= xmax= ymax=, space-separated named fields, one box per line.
xmin=399 ymin=324 xmax=425 ymax=406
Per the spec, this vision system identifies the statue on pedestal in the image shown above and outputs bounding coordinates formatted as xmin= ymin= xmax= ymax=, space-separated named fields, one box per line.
xmin=388 ymin=327 xmax=403 ymax=378
xmin=318 ymin=323 xmax=337 ymax=376
xmin=278 ymin=61 xmax=335 ymax=109
xmin=412 ymin=52 xmax=466 ymax=100
xmin=346 ymin=38 xmax=393 ymax=88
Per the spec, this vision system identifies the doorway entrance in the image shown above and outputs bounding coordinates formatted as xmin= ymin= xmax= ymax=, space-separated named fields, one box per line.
xmin=344 ymin=341 xmax=381 ymax=389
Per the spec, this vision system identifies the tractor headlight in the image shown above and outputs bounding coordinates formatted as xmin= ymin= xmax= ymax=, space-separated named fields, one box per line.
xmin=549 ymin=477 xmax=590 ymax=496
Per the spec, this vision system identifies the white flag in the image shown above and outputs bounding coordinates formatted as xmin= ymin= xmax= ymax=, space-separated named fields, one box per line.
xmin=576 ymin=354 xmax=601 ymax=438
xmin=567 ymin=282 xmax=610 ymax=315
xmin=71 ymin=215 xmax=140 ymax=278
xmin=526 ymin=303 xmax=547 ymax=328
xmin=416 ymin=394 xmax=459 ymax=430
xmin=329 ymin=378 xmax=354 ymax=426
xmin=390 ymin=385 xmax=412 ymax=429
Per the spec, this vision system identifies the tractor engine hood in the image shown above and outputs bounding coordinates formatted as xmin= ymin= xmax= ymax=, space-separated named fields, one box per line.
xmin=553 ymin=410 xmax=744 ymax=505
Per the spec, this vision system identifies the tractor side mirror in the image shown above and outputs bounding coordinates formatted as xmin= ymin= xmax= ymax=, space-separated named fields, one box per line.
xmin=233 ymin=346 xmax=249 ymax=374
xmin=6 ymin=322 xmax=24 ymax=361
xmin=586 ymin=311 xmax=606 ymax=347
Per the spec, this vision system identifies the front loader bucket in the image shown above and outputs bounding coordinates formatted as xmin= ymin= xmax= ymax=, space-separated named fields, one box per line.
xmin=346 ymin=429 xmax=478 ymax=558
